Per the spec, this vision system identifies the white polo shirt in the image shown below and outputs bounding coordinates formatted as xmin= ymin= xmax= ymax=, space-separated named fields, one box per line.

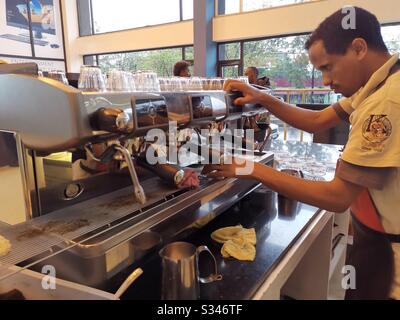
xmin=334 ymin=53 xmax=400 ymax=298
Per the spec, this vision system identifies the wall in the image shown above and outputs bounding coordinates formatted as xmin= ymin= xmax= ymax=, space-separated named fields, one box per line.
xmin=61 ymin=0 xmax=193 ymax=73
xmin=213 ymin=0 xmax=400 ymax=42
xmin=61 ymin=0 xmax=400 ymax=73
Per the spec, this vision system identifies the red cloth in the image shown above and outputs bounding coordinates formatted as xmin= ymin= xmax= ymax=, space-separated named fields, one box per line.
xmin=351 ymin=189 xmax=385 ymax=233
xmin=177 ymin=169 xmax=200 ymax=189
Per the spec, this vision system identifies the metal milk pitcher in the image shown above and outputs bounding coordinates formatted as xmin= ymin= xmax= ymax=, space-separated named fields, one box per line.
xmin=159 ymin=241 xmax=222 ymax=300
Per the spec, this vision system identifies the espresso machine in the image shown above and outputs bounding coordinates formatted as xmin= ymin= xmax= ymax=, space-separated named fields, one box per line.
xmin=0 ymin=65 xmax=274 ymax=296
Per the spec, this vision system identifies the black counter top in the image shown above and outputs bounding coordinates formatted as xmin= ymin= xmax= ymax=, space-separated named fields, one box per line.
xmin=118 ymin=188 xmax=322 ymax=300
xmin=186 ymin=191 xmax=322 ymax=300
xmin=115 ymin=142 xmax=340 ymax=300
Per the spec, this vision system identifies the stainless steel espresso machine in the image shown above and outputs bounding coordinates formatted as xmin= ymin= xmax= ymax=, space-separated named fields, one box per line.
xmin=0 ymin=65 xmax=274 ymax=297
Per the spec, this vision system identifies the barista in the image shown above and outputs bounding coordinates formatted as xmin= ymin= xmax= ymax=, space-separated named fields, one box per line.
xmin=203 ymin=7 xmax=400 ymax=300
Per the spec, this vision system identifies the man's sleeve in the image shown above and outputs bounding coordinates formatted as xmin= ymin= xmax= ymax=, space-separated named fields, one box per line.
xmin=332 ymin=102 xmax=350 ymax=122
xmin=336 ymin=159 xmax=394 ymax=190
xmin=341 ymin=98 xmax=400 ymax=168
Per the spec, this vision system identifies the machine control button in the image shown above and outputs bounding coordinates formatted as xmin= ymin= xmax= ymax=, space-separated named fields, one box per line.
xmin=64 ymin=183 xmax=84 ymax=200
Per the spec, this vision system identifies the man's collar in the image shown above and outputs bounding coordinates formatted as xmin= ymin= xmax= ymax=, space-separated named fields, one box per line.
xmin=352 ymin=53 xmax=399 ymax=108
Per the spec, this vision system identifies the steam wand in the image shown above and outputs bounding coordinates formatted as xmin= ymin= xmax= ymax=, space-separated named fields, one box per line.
xmin=84 ymin=143 xmax=147 ymax=204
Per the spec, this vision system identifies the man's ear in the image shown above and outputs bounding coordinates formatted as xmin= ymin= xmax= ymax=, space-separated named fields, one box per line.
xmin=351 ymin=38 xmax=368 ymax=60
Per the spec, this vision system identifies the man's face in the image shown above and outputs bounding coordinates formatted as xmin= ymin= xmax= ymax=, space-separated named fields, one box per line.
xmin=180 ymin=68 xmax=191 ymax=77
xmin=308 ymin=40 xmax=365 ymax=97
xmin=245 ymin=68 xmax=257 ymax=84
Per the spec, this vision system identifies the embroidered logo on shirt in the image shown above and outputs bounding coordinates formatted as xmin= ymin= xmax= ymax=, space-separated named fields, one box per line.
xmin=361 ymin=114 xmax=392 ymax=152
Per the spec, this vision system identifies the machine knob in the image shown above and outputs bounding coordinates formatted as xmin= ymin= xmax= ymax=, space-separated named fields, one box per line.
xmin=116 ymin=110 xmax=134 ymax=131
xmin=90 ymin=107 xmax=134 ymax=133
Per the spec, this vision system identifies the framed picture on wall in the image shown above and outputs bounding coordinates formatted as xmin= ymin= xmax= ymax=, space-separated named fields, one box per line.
xmin=31 ymin=0 xmax=65 ymax=60
xmin=0 ymin=0 xmax=33 ymax=57
xmin=0 ymin=0 xmax=65 ymax=60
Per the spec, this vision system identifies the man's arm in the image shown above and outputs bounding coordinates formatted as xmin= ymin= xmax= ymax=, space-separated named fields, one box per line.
xmin=224 ymin=80 xmax=343 ymax=133
xmin=251 ymin=163 xmax=363 ymax=212
xmin=203 ymin=162 xmax=363 ymax=213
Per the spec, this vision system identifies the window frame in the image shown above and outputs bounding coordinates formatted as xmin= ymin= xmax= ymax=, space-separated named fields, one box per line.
xmin=83 ymin=44 xmax=194 ymax=75
xmin=215 ymin=0 xmax=316 ymax=16
xmin=217 ymin=40 xmax=244 ymax=76
xmin=217 ymin=32 xmax=310 ymax=77
xmin=219 ymin=61 xmax=241 ymax=78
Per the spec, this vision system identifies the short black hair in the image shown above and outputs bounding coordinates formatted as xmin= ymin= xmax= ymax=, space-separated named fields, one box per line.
xmin=246 ymin=66 xmax=259 ymax=77
xmin=173 ymin=60 xmax=191 ymax=76
xmin=305 ymin=7 xmax=388 ymax=55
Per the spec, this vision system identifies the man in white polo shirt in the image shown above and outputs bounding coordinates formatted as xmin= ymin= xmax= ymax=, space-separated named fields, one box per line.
xmin=203 ymin=7 xmax=400 ymax=299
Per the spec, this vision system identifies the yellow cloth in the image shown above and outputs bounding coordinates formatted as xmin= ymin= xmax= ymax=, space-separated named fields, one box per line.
xmin=192 ymin=212 xmax=217 ymax=229
xmin=0 ymin=60 xmax=8 ymax=64
xmin=221 ymin=238 xmax=256 ymax=261
xmin=0 ymin=235 xmax=11 ymax=257
xmin=211 ymin=225 xmax=256 ymax=261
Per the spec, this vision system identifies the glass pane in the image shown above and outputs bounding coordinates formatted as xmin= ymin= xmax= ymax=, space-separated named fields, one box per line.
xmin=217 ymin=0 xmax=240 ymax=15
xmin=184 ymin=46 xmax=194 ymax=60
xmin=83 ymin=55 xmax=97 ymax=66
xmin=242 ymin=0 xmax=312 ymax=12
xmin=92 ymin=0 xmax=180 ymax=34
xmin=221 ymin=65 xmax=239 ymax=78
xmin=188 ymin=64 xmax=194 ymax=76
xmin=219 ymin=42 xmax=241 ymax=60
xmin=182 ymin=0 xmax=193 ymax=20
xmin=382 ymin=25 xmax=400 ymax=54
xmin=97 ymin=47 xmax=182 ymax=77
xmin=243 ymin=35 xmax=325 ymax=89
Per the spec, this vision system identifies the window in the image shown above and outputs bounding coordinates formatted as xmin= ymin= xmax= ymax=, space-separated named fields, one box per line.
xmin=217 ymin=0 xmax=314 ymax=15
xmin=218 ymin=42 xmax=242 ymax=77
xmin=243 ymin=35 xmax=322 ymax=89
xmin=183 ymin=46 xmax=194 ymax=60
xmin=85 ymin=46 xmax=192 ymax=77
xmin=183 ymin=46 xmax=194 ymax=75
xmin=240 ymin=26 xmax=400 ymax=89
xmin=182 ymin=0 xmax=194 ymax=20
xmin=219 ymin=42 xmax=241 ymax=61
xmin=217 ymin=0 xmax=240 ymax=15
xmin=242 ymin=0 xmax=312 ymax=12
xmin=86 ymin=0 xmax=192 ymax=35
xmin=382 ymin=24 xmax=400 ymax=54
xmin=221 ymin=65 xmax=239 ymax=78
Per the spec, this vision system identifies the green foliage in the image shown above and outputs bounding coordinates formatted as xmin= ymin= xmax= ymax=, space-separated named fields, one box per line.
xmin=219 ymin=35 xmax=321 ymax=88
xmin=243 ymin=35 xmax=318 ymax=88
xmin=98 ymin=48 xmax=183 ymax=76
xmin=221 ymin=65 xmax=239 ymax=78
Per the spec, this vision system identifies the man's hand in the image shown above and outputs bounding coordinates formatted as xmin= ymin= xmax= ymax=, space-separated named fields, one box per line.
xmin=201 ymin=157 xmax=257 ymax=178
xmin=223 ymin=79 xmax=264 ymax=105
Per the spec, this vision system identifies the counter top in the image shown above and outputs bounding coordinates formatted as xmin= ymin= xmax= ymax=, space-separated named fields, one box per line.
xmin=119 ymin=188 xmax=323 ymax=300
xmin=113 ymin=142 xmax=341 ymax=300
xmin=187 ymin=192 xmax=323 ymax=300
xmin=270 ymin=140 xmax=342 ymax=181
xmin=117 ymin=187 xmax=319 ymax=300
